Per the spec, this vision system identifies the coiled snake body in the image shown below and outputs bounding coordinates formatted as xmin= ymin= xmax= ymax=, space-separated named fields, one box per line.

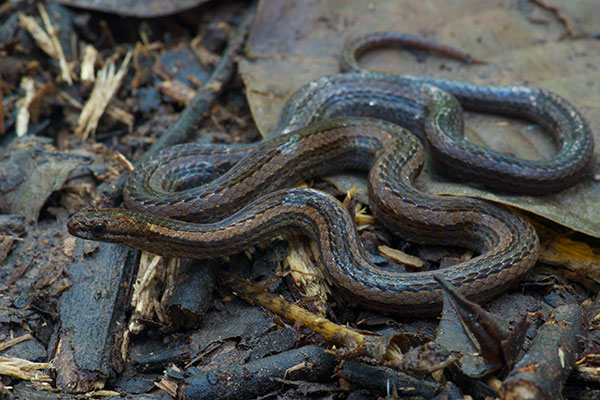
xmin=68 ymin=34 xmax=594 ymax=315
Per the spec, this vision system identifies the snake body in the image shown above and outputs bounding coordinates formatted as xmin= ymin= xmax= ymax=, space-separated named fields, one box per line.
xmin=67 ymin=34 xmax=594 ymax=314
xmin=68 ymin=119 xmax=539 ymax=314
xmin=123 ymin=71 xmax=593 ymax=222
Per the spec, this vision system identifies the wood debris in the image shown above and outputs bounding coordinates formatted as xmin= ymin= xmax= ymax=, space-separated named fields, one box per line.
xmin=15 ymin=77 xmax=35 ymax=137
xmin=0 ymin=357 xmax=53 ymax=384
xmin=378 ymin=245 xmax=425 ymax=268
xmin=158 ymin=79 xmax=197 ymax=105
xmin=283 ymin=239 xmax=330 ymax=316
xmin=18 ymin=4 xmax=73 ymax=85
xmin=75 ymin=51 xmax=132 ymax=139
xmin=80 ymin=45 xmax=99 ymax=82
xmin=128 ymin=253 xmax=164 ymax=333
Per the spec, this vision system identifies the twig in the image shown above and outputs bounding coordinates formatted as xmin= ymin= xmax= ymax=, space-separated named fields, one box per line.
xmin=502 ymin=304 xmax=584 ymax=399
xmin=0 ymin=334 xmax=32 ymax=352
xmin=221 ymin=272 xmax=403 ymax=362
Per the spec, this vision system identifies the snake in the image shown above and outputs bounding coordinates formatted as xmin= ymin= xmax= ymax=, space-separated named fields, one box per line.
xmin=67 ymin=33 xmax=594 ymax=315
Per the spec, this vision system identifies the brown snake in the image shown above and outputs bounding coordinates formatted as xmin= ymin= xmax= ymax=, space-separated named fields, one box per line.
xmin=67 ymin=34 xmax=594 ymax=315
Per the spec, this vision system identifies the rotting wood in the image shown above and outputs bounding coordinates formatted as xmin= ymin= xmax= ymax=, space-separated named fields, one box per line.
xmin=502 ymin=304 xmax=584 ymax=399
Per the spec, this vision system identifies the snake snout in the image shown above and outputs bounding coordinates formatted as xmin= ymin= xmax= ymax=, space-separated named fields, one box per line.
xmin=67 ymin=216 xmax=92 ymax=239
xmin=66 ymin=218 xmax=81 ymax=236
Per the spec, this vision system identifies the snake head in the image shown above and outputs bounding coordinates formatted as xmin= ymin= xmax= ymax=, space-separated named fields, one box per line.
xmin=67 ymin=208 xmax=142 ymax=243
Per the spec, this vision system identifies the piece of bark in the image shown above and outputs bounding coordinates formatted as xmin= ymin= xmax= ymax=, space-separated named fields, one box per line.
xmin=501 ymin=304 xmax=584 ymax=399
xmin=129 ymin=337 xmax=189 ymax=372
xmin=165 ymin=260 xmax=217 ymax=329
xmin=55 ymin=241 xmax=135 ymax=392
xmin=245 ymin=327 xmax=298 ymax=362
xmin=178 ymin=344 xmax=337 ymax=400
xmin=338 ymin=361 xmax=441 ymax=398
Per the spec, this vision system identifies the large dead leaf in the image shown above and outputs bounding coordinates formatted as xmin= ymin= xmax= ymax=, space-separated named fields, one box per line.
xmin=239 ymin=0 xmax=599 ymax=237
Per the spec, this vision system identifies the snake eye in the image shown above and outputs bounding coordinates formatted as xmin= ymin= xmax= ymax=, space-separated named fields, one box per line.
xmin=91 ymin=222 xmax=106 ymax=236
